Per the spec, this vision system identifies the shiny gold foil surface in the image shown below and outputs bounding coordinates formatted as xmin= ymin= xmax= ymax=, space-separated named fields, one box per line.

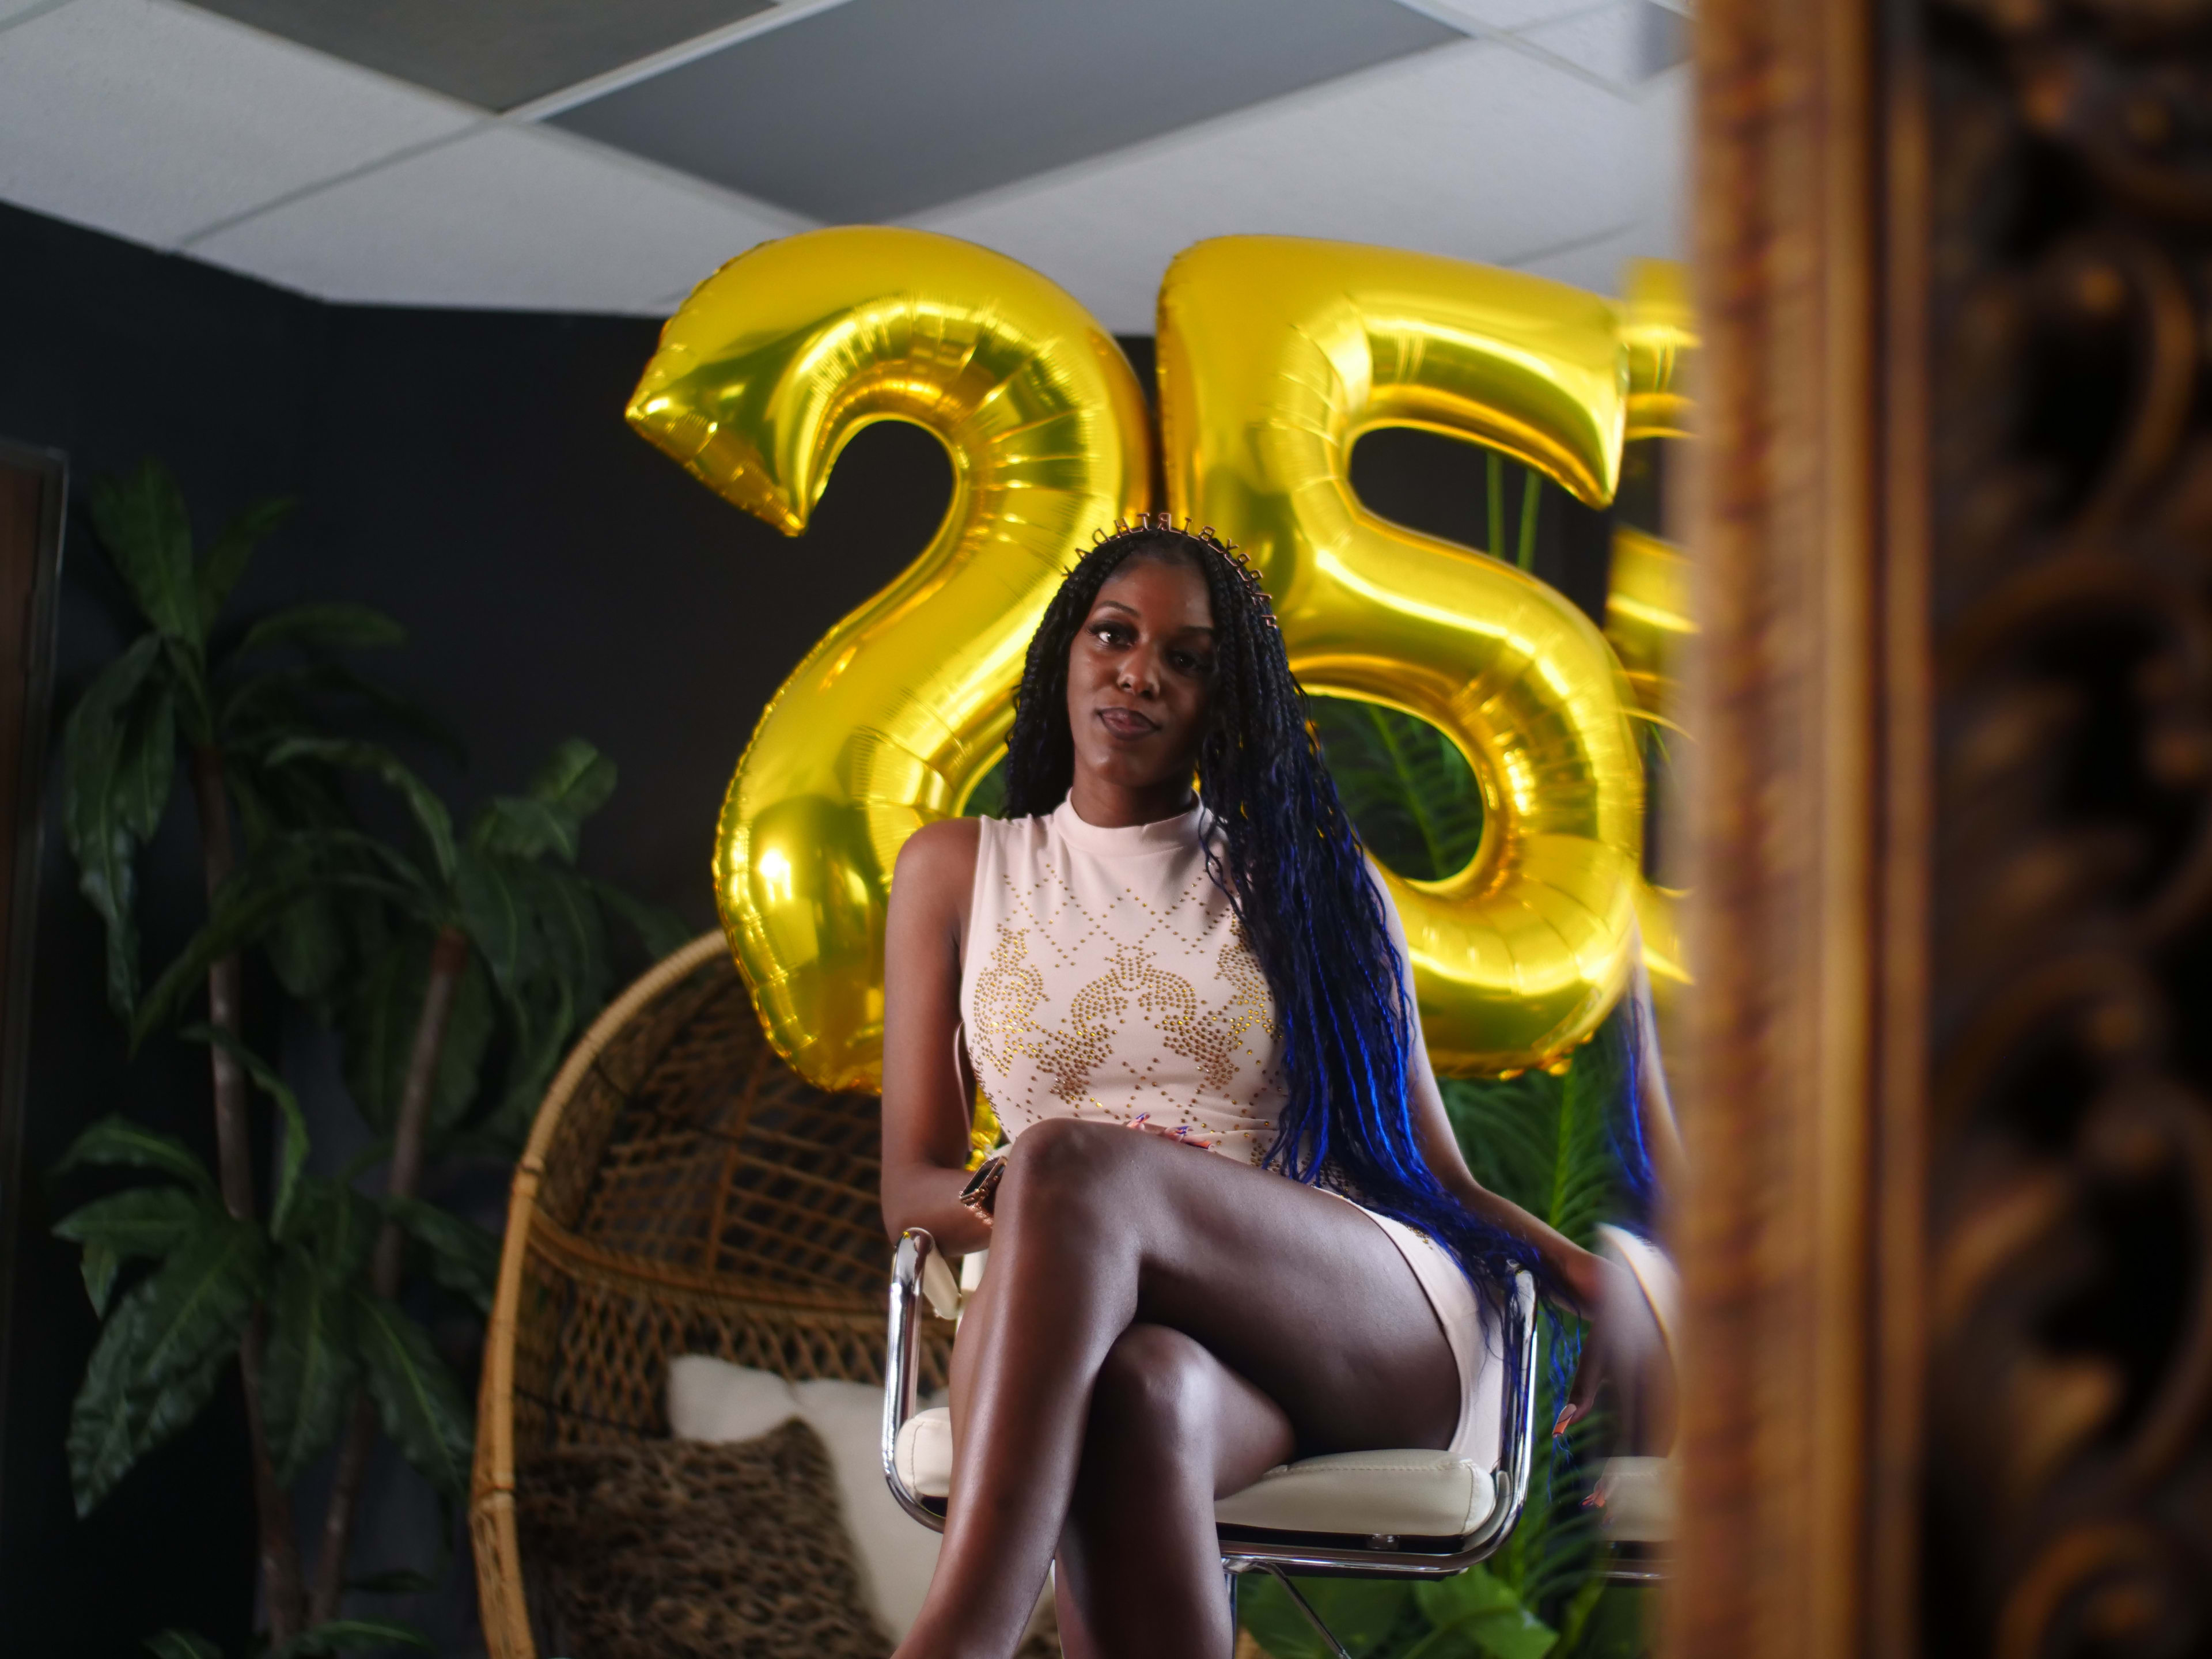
xmin=627 ymin=228 xmax=1152 ymax=1090
xmin=1158 ymin=237 xmax=1646 ymax=1072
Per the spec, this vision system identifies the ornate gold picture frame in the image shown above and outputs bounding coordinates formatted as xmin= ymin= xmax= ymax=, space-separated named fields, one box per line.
xmin=1677 ymin=2 xmax=2211 ymax=1654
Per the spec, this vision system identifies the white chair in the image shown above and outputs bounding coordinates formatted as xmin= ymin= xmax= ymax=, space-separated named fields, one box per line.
xmin=880 ymin=1229 xmax=1541 ymax=1658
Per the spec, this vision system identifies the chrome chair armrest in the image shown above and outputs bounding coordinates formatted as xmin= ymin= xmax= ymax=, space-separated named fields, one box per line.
xmin=882 ymin=1227 xmax=947 ymax=1532
xmin=1466 ymin=1270 xmax=1542 ymax=1555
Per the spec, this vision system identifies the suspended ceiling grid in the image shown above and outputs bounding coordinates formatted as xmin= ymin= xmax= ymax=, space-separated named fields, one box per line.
xmin=0 ymin=0 xmax=1689 ymax=329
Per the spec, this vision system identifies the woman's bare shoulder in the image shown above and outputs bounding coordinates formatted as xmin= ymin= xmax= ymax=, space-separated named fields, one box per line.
xmin=892 ymin=816 xmax=984 ymax=905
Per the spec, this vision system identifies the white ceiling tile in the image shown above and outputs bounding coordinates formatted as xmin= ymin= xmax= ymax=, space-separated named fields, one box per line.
xmin=1517 ymin=2 xmax=1637 ymax=84
xmin=192 ymin=124 xmax=801 ymax=312
xmin=0 ymin=0 xmax=473 ymax=249
xmin=1507 ymin=222 xmax=1643 ymax=291
xmin=911 ymin=39 xmax=1665 ymax=333
xmin=1518 ymin=2 xmax=1660 ymax=88
xmin=1418 ymin=0 xmax=1606 ymax=30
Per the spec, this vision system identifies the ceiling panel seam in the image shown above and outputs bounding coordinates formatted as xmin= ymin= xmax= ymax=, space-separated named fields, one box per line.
xmin=506 ymin=0 xmax=860 ymax=123
xmin=167 ymin=99 xmax=816 ymax=253
xmin=1499 ymin=217 xmax=1641 ymax=271
xmin=893 ymin=34 xmax=1511 ymax=233
xmin=517 ymin=117 xmax=817 ymax=230
xmin=1373 ymin=0 xmax=1643 ymax=99
xmin=175 ymin=120 xmax=488 ymax=248
xmin=0 ymin=0 xmax=74 ymax=41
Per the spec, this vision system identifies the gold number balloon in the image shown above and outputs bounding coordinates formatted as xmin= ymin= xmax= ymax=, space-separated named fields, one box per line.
xmin=626 ymin=228 xmax=1152 ymax=1089
xmin=1609 ymin=257 xmax=1700 ymax=998
xmin=1158 ymin=237 xmax=1645 ymax=1073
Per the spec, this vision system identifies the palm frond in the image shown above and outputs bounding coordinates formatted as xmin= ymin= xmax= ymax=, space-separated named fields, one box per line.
xmin=1311 ymin=698 xmax=1483 ymax=880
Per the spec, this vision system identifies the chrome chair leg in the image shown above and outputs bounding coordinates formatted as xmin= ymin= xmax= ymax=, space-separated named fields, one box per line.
xmin=1253 ymin=1562 xmax=1355 ymax=1659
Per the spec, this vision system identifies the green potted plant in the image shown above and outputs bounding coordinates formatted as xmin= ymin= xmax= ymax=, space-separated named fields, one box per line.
xmin=51 ymin=460 xmax=682 ymax=1652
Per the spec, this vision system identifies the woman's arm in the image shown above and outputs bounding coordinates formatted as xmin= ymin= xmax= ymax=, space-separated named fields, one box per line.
xmin=878 ymin=817 xmax=994 ymax=1255
xmin=1404 ymin=1017 xmax=1609 ymax=1312
xmin=1366 ymin=859 xmax=1609 ymax=1312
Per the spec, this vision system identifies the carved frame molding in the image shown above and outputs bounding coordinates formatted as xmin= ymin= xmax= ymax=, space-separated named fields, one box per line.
xmin=1679 ymin=1 xmax=2212 ymax=1655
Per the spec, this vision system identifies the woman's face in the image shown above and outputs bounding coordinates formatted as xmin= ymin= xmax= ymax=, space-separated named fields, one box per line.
xmin=1065 ymin=554 xmax=1217 ymax=801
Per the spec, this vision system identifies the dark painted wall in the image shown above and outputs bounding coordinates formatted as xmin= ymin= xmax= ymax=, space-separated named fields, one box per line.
xmin=0 ymin=201 xmax=955 ymax=1657
xmin=0 ymin=198 xmax=1622 ymax=1657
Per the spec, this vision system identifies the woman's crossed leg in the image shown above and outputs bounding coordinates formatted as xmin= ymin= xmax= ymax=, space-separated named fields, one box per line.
xmin=897 ymin=1117 xmax=1461 ymax=1659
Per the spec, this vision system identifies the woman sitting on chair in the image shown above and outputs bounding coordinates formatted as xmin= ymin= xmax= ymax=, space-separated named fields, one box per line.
xmin=882 ymin=516 xmax=1634 ymax=1659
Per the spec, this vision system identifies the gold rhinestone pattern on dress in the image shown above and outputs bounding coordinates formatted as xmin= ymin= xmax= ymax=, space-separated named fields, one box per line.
xmin=959 ymin=807 xmax=1286 ymax=1166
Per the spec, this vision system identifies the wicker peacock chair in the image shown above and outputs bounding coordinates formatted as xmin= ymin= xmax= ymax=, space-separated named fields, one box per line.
xmin=471 ymin=933 xmax=954 ymax=1657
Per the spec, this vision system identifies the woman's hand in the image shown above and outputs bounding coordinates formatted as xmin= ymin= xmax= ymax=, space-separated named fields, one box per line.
xmin=1126 ymin=1114 xmax=1217 ymax=1150
xmin=1553 ymin=1245 xmax=1676 ymax=1448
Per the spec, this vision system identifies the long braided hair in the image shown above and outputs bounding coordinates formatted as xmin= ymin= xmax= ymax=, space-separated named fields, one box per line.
xmin=1001 ymin=516 xmax=1541 ymax=1342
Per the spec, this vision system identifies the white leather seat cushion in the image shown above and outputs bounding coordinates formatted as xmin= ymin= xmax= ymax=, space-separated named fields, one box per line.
xmin=895 ymin=1408 xmax=1497 ymax=1540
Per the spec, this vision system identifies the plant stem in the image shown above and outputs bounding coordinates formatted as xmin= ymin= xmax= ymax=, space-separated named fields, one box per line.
xmin=308 ymin=923 xmax=471 ymax=1624
xmin=1517 ymin=466 xmax=1543 ymax=571
xmin=1486 ymin=450 xmax=1506 ymax=559
xmin=190 ymin=744 xmax=307 ymax=1639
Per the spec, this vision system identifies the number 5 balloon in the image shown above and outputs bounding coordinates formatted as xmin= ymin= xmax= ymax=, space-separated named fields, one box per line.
xmin=1160 ymin=237 xmax=1643 ymax=1073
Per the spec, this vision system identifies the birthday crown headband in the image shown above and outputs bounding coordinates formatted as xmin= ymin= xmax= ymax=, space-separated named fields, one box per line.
xmin=1090 ymin=512 xmax=1279 ymax=628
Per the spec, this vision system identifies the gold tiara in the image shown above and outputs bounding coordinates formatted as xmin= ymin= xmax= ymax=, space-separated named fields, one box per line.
xmin=1088 ymin=513 xmax=1276 ymax=626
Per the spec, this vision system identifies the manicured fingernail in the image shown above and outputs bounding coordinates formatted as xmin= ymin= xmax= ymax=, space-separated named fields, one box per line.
xmin=1130 ymin=1114 xmax=1148 ymax=1127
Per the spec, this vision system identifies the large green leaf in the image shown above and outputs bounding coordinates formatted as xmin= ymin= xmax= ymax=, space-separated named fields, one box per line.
xmin=267 ymin=888 xmax=350 ymax=1007
xmin=290 ymin=1175 xmax=379 ymax=1288
xmin=128 ymin=863 xmax=321 ymax=1050
xmin=340 ymin=938 xmax=414 ymax=1132
xmin=1411 ymin=1567 xmax=1559 ymax=1659
xmin=67 ymin=1215 xmax=264 ymax=1514
xmin=469 ymin=741 xmax=615 ymax=865
xmin=234 ymin=602 xmax=405 ymax=661
xmin=262 ymin=1248 xmax=359 ymax=1482
xmin=1312 ymin=698 xmax=1485 ymax=882
xmin=529 ymin=737 xmax=617 ymax=820
xmin=437 ymin=950 xmax=495 ymax=1129
xmin=130 ymin=832 xmax=419 ymax=1046
xmin=454 ymin=850 xmax=537 ymax=1002
xmin=158 ymin=634 xmax=216 ymax=748
xmin=53 ymin=1116 xmax=218 ymax=1201
xmin=1555 ymin=1584 xmax=1650 ymax=1659
xmin=1239 ymin=1575 xmax=1415 ymax=1659
xmin=52 ymin=1187 xmax=211 ymax=1316
xmin=482 ymin=976 xmax=574 ymax=1147
xmin=265 ymin=737 xmax=456 ymax=885
xmin=340 ymin=935 xmax=492 ymax=1132
xmin=89 ymin=461 xmax=199 ymax=647
xmin=195 ymin=494 xmax=296 ymax=636
xmin=524 ymin=862 xmax=609 ymax=1014
xmin=384 ymin=1196 xmax=499 ymax=1314
xmin=353 ymin=1293 xmax=472 ymax=1502
xmin=470 ymin=795 xmax=575 ymax=863
xmin=222 ymin=660 xmax=464 ymax=767
xmin=144 ymin=1631 xmax=224 ymax=1659
xmin=184 ymin=1024 xmax=309 ymax=1238
xmin=60 ymin=634 xmax=166 ymax=1016
xmin=113 ymin=676 xmax=176 ymax=845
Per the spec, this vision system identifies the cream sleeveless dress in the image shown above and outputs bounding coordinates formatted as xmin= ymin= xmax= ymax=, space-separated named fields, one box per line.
xmin=958 ymin=796 xmax=1501 ymax=1465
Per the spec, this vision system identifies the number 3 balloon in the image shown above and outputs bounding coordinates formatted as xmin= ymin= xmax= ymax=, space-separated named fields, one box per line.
xmin=628 ymin=227 xmax=1650 ymax=1089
